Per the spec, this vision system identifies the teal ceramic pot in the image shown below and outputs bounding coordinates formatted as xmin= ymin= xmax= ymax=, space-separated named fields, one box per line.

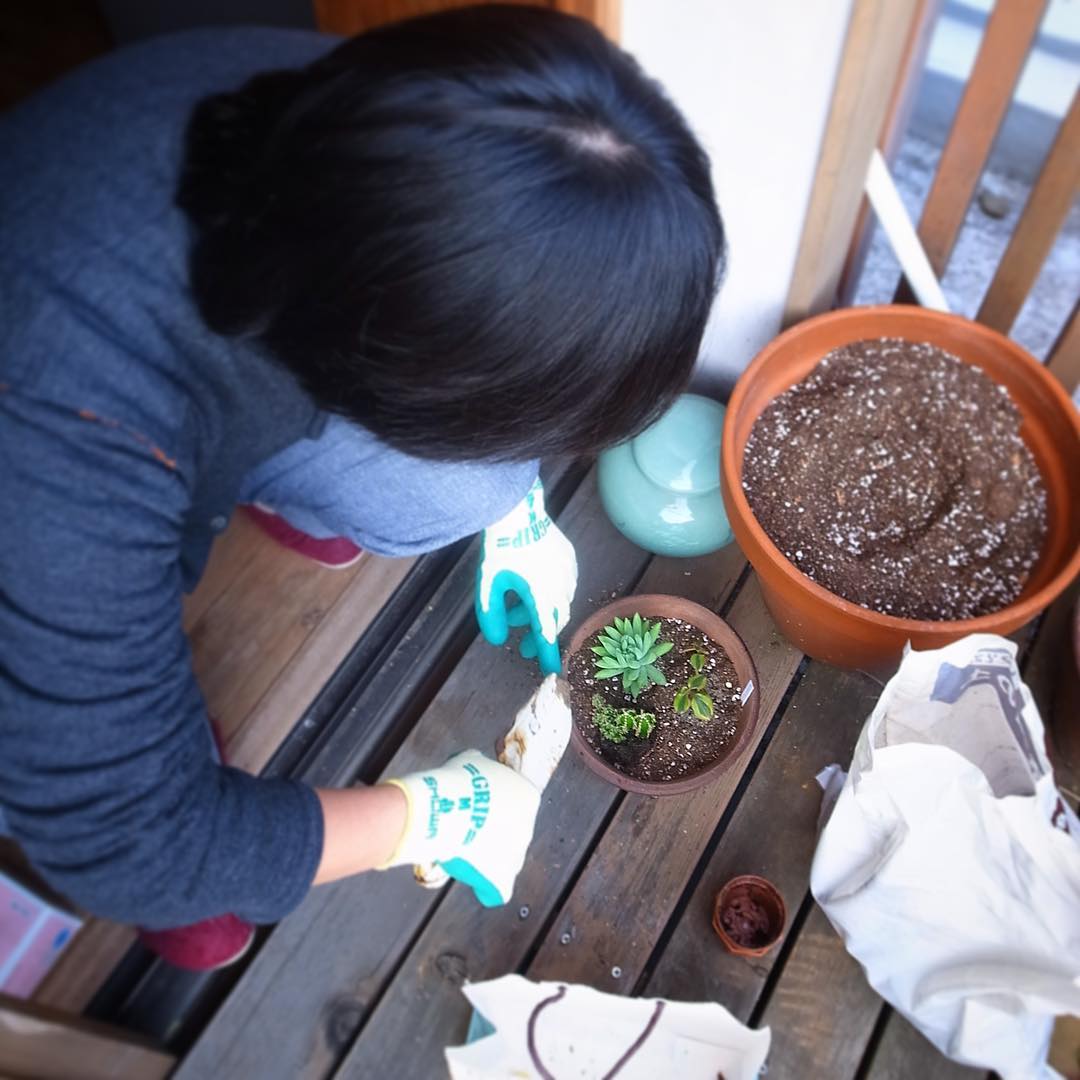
xmin=598 ymin=393 xmax=733 ymax=557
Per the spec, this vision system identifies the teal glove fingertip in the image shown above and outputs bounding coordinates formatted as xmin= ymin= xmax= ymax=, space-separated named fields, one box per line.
xmin=476 ymin=569 xmax=562 ymax=675
xmin=439 ymin=857 xmax=504 ymax=908
xmin=475 ymin=566 xmax=510 ymax=646
xmin=535 ymin=633 xmax=562 ymax=676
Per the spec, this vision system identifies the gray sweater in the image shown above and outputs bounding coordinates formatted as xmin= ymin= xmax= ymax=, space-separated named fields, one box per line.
xmin=0 ymin=28 xmax=339 ymax=928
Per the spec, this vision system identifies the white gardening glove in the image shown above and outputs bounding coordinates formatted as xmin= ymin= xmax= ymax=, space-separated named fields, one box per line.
xmin=380 ymin=750 xmax=542 ymax=907
xmin=475 ymin=477 xmax=578 ymax=675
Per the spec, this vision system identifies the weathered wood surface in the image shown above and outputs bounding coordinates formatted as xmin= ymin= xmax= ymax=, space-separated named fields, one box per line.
xmin=332 ymin=545 xmax=751 ymax=1078
xmin=865 ymin=1009 xmax=987 ymax=1080
xmin=221 ymin=552 xmax=415 ymax=773
xmin=183 ymin=522 xmax=410 ymax=763
xmin=172 ymin=485 xmax=1077 ymax=1079
xmin=644 ymin=662 xmax=880 ymax=1019
xmin=0 ymin=992 xmax=174 ymax=1080
xmin=176 ymin=470 xmax=654 ymax=1080
xmin=759 ymin=902 xmax=884 ymax=1076
xmin=522 ymin=573 xmax=801 ymax=991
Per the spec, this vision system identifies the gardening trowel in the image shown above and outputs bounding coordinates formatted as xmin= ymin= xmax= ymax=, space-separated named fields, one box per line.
xmin=414 ymin=674 xmax=573 ymax=889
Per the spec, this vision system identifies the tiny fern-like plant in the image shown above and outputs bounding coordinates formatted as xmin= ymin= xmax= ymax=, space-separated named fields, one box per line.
xmin=592 ymin=695 xmax=656 ymax=744
xmin=591 ymin=613 xmax=673 ymax=699
xmin=673 ymin=651 xmax=714 ymax=720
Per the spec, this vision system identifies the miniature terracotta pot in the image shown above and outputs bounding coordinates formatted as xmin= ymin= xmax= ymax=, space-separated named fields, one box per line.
xmin=721 ymin=306 xmax=1080 ymax=671
xmin=566 ymin=594 xmax=760 ymax=796
xmin=711 ymin=875 xmax=786 ymax=958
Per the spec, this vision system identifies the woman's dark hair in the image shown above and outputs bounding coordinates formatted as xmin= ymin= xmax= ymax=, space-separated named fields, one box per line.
xmin=177 ymin=5 xmax=725 ymax=461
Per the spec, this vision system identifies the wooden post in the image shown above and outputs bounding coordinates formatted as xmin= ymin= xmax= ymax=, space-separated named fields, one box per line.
xmin=783 ymin=0 xmax=920 ymax=326
xmin=836 ymin=0 xmax=944 ymax=306
xmin=976 ymin=88 xmax=1080 ymax=335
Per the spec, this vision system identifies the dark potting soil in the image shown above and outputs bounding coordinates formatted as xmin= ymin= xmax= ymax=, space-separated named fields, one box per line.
xmin=720 ymin=894 xmax=772 ymax=949
xmin=568 ymin=617 xmax=743 ymax=783
xmin=741 ymin=338 xmax=1048 ymax=620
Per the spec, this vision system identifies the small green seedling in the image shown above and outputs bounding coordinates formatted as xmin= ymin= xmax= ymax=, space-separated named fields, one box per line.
xmin=673 ymin=651 xmax=714 ymax=720
xmin=592 ymin=695 xmax=656 ymax=744
xmin=591 ymin=613 xmax=673 ymax=699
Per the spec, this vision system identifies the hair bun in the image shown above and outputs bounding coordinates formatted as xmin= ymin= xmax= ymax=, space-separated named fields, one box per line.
xmin=177 ymin=69 xmax=306 ymax=231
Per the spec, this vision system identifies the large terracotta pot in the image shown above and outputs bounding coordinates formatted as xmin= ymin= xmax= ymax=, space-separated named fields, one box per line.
xmin=721 ymin=306 xmax=1080 ymax=671
xmin=566 ymin=594 xmax=760 ymax=796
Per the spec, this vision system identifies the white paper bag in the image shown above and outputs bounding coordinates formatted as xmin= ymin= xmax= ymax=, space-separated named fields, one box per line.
xmin=811 ymin=634 xmax=1080 ymax=1080
xmin=445 ymin=974 xmax=770 ymax=1079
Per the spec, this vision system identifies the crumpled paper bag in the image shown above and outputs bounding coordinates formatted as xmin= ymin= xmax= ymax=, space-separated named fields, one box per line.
xmin=445 ymin=974 xmax=770 ymax=1079
xmin=811 ymin=633 xmax=1080 ymax=1080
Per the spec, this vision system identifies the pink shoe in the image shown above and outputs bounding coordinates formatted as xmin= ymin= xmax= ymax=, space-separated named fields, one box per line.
xmin=138 ymin=913 xmax=255 ymax=972
xmin=242 ymin=504 xmax=363 ymax=569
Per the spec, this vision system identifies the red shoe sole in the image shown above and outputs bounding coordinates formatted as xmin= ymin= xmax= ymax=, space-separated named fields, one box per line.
xmin=138 ymin=913 xmax=255 ymax=971
xmin=241 ymin=505 xmax=363 ymax=569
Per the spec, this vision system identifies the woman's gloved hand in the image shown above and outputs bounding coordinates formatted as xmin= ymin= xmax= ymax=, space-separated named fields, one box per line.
xmin=475 ymin=477 xmax=578 ymax=674
xmin=379 ymin=750 xmax=541 ymax=907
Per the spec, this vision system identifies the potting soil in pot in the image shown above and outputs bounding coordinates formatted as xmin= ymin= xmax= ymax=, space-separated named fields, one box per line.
xmin=720 ymin=894 xmax=772 ymax=950
xmin=568 ymin=618 xmax=742 ymax=783
xmin=741 ymin=338 xmax=1048 ymax=620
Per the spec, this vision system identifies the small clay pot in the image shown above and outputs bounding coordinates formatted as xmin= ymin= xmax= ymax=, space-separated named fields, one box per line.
xmin=711 ymin=875 xmax=786 ymax=957
xmin=720 ymin=306 xmax=1080 ymax=672
xmin=566 ymin=594 xmax=760 ymax=796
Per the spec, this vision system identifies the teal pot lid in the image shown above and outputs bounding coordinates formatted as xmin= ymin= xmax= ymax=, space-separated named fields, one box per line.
xmin=598 ymin=393 xmax=733 ymax=558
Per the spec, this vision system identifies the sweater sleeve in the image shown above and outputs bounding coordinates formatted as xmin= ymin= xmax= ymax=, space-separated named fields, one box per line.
xmin=0 ymin=390 xmax=323 ymax=928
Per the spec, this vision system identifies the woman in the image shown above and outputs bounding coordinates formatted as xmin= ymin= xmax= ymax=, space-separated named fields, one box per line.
xmin=0 ymin=6 xmax=724 ymax=970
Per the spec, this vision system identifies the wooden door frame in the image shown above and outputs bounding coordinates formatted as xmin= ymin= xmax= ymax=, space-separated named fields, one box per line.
xmin=314 ymin=0 xmax=620 ymax=40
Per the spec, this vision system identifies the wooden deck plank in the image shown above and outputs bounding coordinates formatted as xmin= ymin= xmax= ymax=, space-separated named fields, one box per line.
xmin=864 ymin=1009 xmax=986 ymax=1080
xmin=175 ymin=470 xmax=655 ymax=1080
xmin=224 ymin=553 xmax=416 ymax=774
xmin=759 ymin=902 xmax=884 ymax=1077
xmin=185 ymin=541 xmax=368 ymax=750
xmin=331 ymin=546 xmax=750 ymax=1078
xmin=522 ymin=573 xmax=802 ymax=991
xmin=643 ymin=662 xmax=879 ymax=1019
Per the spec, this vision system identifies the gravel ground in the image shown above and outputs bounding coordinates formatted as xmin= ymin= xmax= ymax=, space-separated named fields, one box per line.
xmin=853 ymin=133 xmax=1079 ymax=378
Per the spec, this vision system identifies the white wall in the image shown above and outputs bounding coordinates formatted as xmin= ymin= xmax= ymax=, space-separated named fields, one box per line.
xmin=622 ymin=0 xmax=855 ymax=395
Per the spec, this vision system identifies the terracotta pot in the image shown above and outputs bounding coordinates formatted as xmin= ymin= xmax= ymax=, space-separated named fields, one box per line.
xmin=711 ymin=874 xmax=786 ymax=957
xmin=566 ymin=594 xmax=760 ymax=796
xmin=721 ymin=306 xmax=1080 ymax=671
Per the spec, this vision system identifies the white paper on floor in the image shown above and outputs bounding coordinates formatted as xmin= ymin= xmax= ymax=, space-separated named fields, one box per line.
xmin=445 ymin=974 xmax=770 ymax=1079
xmin=812 ymin=633 xmax=1080 ymax=1080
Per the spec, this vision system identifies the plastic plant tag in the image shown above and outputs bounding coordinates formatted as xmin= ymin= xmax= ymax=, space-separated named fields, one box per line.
xmin=811 ymin=633 xmax=1080 ymax=1080
xmin=445 ymin=974 xmax=770 ymax=1079
xmin=739 ymin=679 xmax=755 ymax=707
